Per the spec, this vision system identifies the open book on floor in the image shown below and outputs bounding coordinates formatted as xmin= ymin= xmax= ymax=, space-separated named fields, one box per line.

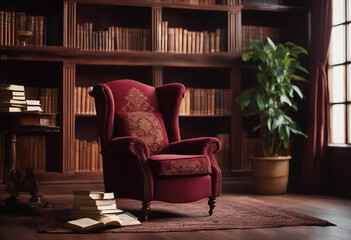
xmin=64 ymin=212 xmax=141 ymax=232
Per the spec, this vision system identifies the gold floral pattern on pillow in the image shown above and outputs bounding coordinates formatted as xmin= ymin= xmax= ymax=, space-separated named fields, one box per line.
xmin=124 ymin=112 xmax=165 ymax=155
xmin=122 ymin=87 xmax=155 ymax=112
xmin=160 ymin=158 xmax=211 ymax=176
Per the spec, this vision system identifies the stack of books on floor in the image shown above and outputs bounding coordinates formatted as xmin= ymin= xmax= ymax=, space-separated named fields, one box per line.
xmin=65 ymin=191 xmax=141 ymax=232
xmin=0 ymin=84 xmax=43 ymax=112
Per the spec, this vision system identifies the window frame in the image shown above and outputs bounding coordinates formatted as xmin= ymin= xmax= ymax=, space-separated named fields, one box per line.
xmin=328 ymin=0 xmax=350 ymax=145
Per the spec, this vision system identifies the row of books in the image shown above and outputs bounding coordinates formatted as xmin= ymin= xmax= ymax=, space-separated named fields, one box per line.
xmin=0 ymin=135 xmax=5 ymax=183
xmin=243 ymin=0 xmax=279 ymax=4
xmin=180 ymin=88 xmax=232 ymax=115
xmin=26 ymin=87 xmax=58 ymax=114
xmin=0 ymin=84 xmax=43 ymax=112
xmin=39 ymin=88 xmax=58 ymax=114
xmin=242 ymin=25 xmax=281 ymax=48
xmin=65 ymin=191 xmax=140 ymax=232
xmin=16 ymin=136 xmax=46 ymax=173
xmin=159 ymin=21 xmax=225 ymax=53
xmin=0 ymin=10 xmax=46 ymax=47
xmin=76 ymin=22 xmax=151 ymax=52
xmin=74 ymin=139 xmax=102 ymax=172
xmin=215 ymin=133 xmax=231 ymax=171
xmin=241 ymin=137 xmax=261 ymax=170
xmin=150 ymin=0 xmax=240 ymax=5
xmin=75 ymin=86 xmax=96 ymax=115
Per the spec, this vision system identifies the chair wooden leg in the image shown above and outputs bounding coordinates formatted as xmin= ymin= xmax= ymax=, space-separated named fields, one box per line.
xmin=141 ymin=201 xmax=151 ymax=221
xmin=208 ymin=197 xmax=216 ymax=216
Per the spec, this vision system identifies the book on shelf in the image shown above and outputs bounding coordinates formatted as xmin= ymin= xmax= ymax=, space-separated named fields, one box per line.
xmin=75 ymin=86 xmax=96 ymax=115
xmin=0 ymin=85 xmax=47 ymax=112
xmin=76 ymin=22 xmax=150 ymax=52
xmin=64 ymin=213 xmax=141 ymax=232
xmin=215 ymin=133 xmax=230 ymax=171
xmin=0 ymin=10 xmax=46 ymax=47
xmin=180 ymin=88 xmax=232 ymax=115
xmin=16 ymin=136 xmax=46 ymax=172
xmin=25 ymin=105 xmax=43 ymax=112
xmin=0 ymin=106 xmax=22 ymax=112
xmin=241 ymin=137 xmax=261 ymax=170
xmin=0 ymin=84 xmax=25 ymax=91
xmin=0 ymin=90 xmax=25 ymax=97
xmin=242 ymin=25 xmax=281 ymax=48
xmin=0 ymin=135 xmax=4 ymax=183
xmin=0 ymin=95 xmax=26 ymax=101
xmin=161 ymin=22 xmax=224 ymax=54
xmin=26 ymin=99 xmax=41 ymax=106
xmin=74 ymin=139 xmax=102 ymax=172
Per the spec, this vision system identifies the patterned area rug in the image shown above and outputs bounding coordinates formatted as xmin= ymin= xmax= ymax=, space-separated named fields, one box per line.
xmin=35 ymin=196 xmax=335 ymax=233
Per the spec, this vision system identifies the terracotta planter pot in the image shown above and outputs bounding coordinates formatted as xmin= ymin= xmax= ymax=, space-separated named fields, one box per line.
xmin=249 ymin=155 xmax=291 ymax=194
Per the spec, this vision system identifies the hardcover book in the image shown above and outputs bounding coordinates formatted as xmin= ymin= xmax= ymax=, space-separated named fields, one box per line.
xmin=64 ymin=213 xmax=141 ymax=232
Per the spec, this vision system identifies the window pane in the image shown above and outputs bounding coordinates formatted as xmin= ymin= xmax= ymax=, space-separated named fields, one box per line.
xmin=329 ymin=65 xmax=345 ymax=103
xmin=348 ymin=24 xmax=351 ymax=60
xmin=329 ymin=25 xmax=346 ymax=65
xmin=348 ymin=105 xmax=351 ymax=143
xmin=348 ymin=65 xmax=351 ymax=101
xmin=330 ymin=104 xmax=346 ymax=144
xmin=348 ymin=0 xmax=351 ymax=21
xmin=334 ymin=0 xmax=345 ymax=24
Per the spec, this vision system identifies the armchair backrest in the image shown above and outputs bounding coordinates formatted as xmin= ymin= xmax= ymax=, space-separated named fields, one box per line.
xmin=91 ymin=79 xmax=185 ymax=155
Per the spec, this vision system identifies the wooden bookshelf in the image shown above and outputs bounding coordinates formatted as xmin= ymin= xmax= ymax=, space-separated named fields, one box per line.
xmin=0 ymin=0 xmax=309 ymax=191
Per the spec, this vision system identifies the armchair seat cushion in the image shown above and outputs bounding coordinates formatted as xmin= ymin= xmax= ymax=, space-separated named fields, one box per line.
xmin=148 ymin=154 xmax=212 ymax=177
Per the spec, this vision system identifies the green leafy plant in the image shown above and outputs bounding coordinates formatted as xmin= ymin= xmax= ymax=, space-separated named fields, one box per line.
xmin=239 ymin=38 xmax=308 ymax=157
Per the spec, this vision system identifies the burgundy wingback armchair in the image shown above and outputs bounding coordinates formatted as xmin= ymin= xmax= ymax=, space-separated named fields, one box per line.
xmin=90 ymin=79 xmax=222 ymax=221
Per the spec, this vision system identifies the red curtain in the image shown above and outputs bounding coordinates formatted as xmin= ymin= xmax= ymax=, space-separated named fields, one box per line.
xmin=301 ymin=0 xmax=332 ymax=193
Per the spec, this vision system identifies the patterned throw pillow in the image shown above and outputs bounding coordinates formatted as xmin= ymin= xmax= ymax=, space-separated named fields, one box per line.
xmin=116 ymin=111 xmax=169 ymax=155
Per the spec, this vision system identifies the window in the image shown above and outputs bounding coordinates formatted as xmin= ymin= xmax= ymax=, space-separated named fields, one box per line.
xmin=329 ymin=0 xmax=351 ymax=144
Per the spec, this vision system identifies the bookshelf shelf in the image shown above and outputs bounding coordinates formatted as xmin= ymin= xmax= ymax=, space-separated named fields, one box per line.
xmin=180 ymin=114 xmax=231 ymax=117
xmin=71 ymin=0 xmax=241 ymax=11
xmin=242 ymin=4 xmax=305 ymax=13
xmin=72 ymin=51 xmax=241 ymax=67
xmin=0 ymin=46 xmax=78 ymax=61
xmin=0 ymin=47 xmax=241 ymax=67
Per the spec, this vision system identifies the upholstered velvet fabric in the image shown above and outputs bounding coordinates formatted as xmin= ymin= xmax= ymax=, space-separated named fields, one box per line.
xmin=149 ymin=154 xmax=212 ymax=177
xmin=154 ymin=176 xmax=212 ymax=203
xmin=115 ymin=111 xmax=170 ymax=155
xmin=156 ymin=83 xmax=185 ymax=142
xmin=90 ymin=79 xmax=222 ymax=208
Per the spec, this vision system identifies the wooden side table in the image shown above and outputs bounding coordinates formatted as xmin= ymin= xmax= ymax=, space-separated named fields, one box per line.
xmin=0 ymin=112 xmax=60 ymax=211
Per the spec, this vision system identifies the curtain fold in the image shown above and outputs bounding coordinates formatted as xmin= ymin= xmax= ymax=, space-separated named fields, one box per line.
xmin=301 ymin=0 xmax=332 ymax=193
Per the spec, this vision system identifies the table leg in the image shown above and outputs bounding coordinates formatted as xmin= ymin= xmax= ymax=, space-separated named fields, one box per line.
xmin=4 ymin=133 xmax=16 ymax=184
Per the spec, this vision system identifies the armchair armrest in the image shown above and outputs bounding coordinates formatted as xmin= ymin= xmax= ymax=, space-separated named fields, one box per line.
xmin=102 ymin=136 xmax=154 ymax=202
xmin=169 ymin=137 xmax=222 ymax=198
xmin=169 ymin=137 xmax=221 ymax=155
xmin=104 ymin=136 xmax=150 ymax=159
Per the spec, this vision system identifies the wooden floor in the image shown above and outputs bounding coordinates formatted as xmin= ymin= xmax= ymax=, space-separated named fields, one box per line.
xmin=0 ymin=192 xmax=350 ymax=240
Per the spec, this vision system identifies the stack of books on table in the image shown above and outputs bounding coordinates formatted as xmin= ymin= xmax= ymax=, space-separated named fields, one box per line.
xmin=65 ymin=191 xmax=141 ymax=232
xmin=0 ymin=84 xmax=43 ymax=112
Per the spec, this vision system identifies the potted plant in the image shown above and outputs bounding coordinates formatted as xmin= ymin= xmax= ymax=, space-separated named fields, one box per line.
xmin=239 ymin=38 xmax=308 ymax=194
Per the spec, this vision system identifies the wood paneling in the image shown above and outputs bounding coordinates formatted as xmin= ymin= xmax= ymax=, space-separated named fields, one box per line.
xmin=62 ymin=64 xmax=76 ymax=172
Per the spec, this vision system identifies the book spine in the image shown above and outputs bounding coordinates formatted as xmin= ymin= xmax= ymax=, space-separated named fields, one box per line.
xmin=0 ymin=11 xmax=3 ymax=46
